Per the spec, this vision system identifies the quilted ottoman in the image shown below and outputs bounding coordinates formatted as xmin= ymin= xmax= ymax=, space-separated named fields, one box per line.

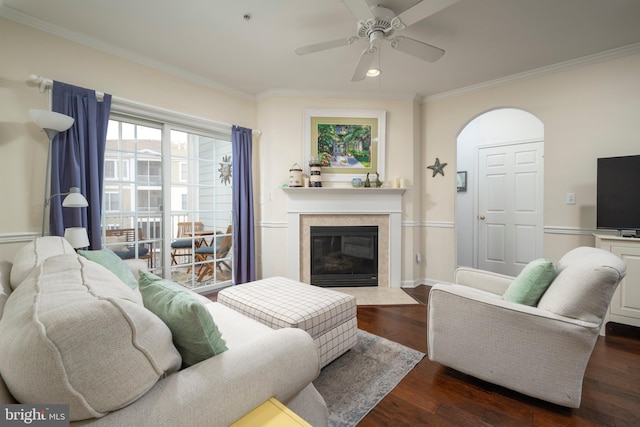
xmin=217 ymin=277 xmax=357 ymax=367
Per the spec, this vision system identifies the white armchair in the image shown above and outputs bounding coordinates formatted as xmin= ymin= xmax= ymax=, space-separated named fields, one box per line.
xmin=427 ymin=246 xmax=626 ymax=408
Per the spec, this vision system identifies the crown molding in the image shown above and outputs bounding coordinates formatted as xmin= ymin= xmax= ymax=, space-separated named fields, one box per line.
xmin=256 ymin=88 xmax=420 ymax=103
xmin=0 ymin=5 xmax=257 ymax=102
xmin=5 ymin=4 xmax=639 ymax=106
xmin=423 ymin=42 xmax=640 ymax=104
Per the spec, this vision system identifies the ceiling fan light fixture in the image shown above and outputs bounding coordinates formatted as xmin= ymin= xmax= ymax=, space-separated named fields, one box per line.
xmin=366 ymin=68 xmax=381 ymax=77
xmin=296 ymin=0 xmax=456 ymax=82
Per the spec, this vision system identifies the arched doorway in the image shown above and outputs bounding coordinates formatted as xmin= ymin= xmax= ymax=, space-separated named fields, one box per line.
xmin=456 ymin=108 xmax=544 ymax=275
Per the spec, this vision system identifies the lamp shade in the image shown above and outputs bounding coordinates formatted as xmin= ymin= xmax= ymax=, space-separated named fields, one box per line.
xmin=64 ymin=227 xmax=90 ymax=249
xmin=62 ymin=187 xmax=89 ymax=207
xmin=29 ymin=109 xmax=74 ymax=132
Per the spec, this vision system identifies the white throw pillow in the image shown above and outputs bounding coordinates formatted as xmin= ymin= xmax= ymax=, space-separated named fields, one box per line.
xmin=9 ymin=236 xmax=75 ymax=290
xmin=537 ymin=247 xmax=626 ymax=323
xmin=0 ymin=254 xmax=181 ymax=421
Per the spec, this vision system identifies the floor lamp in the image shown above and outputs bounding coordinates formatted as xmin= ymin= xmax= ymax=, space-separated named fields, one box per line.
xmin=29 ymin=109 xmax=86 ymax=236
xmin=64 ymin=227 xmax=90 ymax=250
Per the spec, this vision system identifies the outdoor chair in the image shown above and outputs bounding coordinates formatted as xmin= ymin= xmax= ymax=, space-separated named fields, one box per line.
xmin=194 ymin=225 xmax=232 ymax=282
xmin=170 ymin=221 xmax=204 ymax=266
xmin=104 ymin=228 xmax=154 ymax=268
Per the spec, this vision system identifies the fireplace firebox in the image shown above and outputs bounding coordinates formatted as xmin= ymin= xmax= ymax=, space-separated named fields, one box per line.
xmin=310 ymin=225 xmax=378 ymax=287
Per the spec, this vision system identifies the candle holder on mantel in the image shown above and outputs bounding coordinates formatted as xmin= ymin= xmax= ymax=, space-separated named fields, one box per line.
xmin=309 ymin=156 xmax=322 ymax=187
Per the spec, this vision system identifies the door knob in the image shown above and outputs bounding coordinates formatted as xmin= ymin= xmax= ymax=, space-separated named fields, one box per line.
xmin=479 ymin=215 xmax=486 ymax=220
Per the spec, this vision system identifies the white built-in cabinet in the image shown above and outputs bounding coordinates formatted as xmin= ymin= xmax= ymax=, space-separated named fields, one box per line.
xmin=594 ymin=234 xmax=640 ymax=334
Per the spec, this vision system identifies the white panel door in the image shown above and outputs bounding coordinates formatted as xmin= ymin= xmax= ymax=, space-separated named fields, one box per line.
xmin=477 ymin=141 xmax=543 ymax=276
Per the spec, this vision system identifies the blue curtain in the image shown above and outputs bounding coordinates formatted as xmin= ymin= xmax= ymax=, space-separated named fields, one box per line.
xmin=232 ymin=125 xmax=256 ymax=284
xmin=50 ymin=81 xmax=111 ymax=249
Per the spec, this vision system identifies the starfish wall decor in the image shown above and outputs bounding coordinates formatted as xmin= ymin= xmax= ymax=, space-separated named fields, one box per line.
xmin=219 ymin=155 xmax=232 ymax=185
xmin=427 ymin=158 xmax=447 ymax=177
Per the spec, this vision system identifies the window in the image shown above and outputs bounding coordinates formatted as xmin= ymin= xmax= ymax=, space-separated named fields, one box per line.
xmin=104 ymin=160 xmax=117 ymax=180
xmin=104 ymin=109 xmax=233 ymax=293
xmin=169 ymin=129 xmax=233 ymax=291
xmin=179 ymin=161 xmax=188 ymax=182
xmin=104 ymin=119 xmax=163 ymax=273
xmin=138 ymin=189 xmax=162 ymax=212
xmin=104 ymin=192 xmax=120 ymax=211
xmin=137 ymin=159 xmax=162 ymax=184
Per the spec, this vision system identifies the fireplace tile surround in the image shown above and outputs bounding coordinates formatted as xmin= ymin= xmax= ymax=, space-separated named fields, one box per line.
xmin=303 ymin=215 xmax=388 ymax=286
xmin=283 ymin=187 xmax=405 ymax=288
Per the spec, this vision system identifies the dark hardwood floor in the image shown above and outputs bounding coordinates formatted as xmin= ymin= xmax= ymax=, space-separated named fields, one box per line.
xmin=357 ymin=286 xmax=640 ymax=427
xmin=208 ymin=286 xmax=640 ymax=426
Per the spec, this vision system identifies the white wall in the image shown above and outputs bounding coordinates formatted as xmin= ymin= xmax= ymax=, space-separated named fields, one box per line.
xmin=456 ymin=108 xmax=544 ymax=268
xmin=3 ymin=17 xmax=640 ymax=286
xmin=256 ymin=96 xmax=423 ymax=285
xmin=0 ymin=18 xmax=256 ymax=260
xmin=423 ymin=52 xmax=640 ymax=282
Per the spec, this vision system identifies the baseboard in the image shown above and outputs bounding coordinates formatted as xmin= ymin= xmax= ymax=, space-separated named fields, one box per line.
xmin=401 ymin=279 xmax=422 ymax=288
xmin=422 ymin=278 xmax=452 ymax=286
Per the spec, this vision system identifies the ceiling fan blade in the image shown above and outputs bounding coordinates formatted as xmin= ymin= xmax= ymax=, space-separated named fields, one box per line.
xmin=342 ymin=0 xmax=375 ymax=22
xmin=396 ymin=0 xmax=459 ymax=28
xmin=390 ymin=36 xmax=445 ymax=62
xmin=351 ymin=47 xmax=376 ymax=81
xmin=295 ymin=36 xmax=359 ymax=55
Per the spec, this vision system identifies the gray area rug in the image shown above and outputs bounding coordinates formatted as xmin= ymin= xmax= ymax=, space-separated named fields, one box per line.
xmin=313 ymin=329 xmax=425 ymax=427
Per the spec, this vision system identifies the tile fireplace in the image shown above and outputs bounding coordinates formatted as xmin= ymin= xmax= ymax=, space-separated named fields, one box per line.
xmin=283 ymin=187 xmax=405 ymax=288
xmin=310 ymin=225 xmax=379 ymax=287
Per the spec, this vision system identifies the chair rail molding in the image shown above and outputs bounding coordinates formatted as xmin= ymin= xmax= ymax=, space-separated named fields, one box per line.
xmin=544 ymin=226 xmax=596 ymax=235
xmin=0 ymin=232 xmax=39 ymax=244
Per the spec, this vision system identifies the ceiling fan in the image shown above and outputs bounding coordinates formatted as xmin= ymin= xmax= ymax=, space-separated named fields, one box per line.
xmin=295 ymin=0 xmax=459 ymax=81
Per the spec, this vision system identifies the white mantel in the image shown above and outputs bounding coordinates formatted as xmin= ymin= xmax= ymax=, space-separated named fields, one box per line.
xmin=283 ymin=187 xmax=405 ymax=288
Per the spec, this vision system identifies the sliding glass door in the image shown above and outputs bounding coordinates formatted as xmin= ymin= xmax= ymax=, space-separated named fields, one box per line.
xmin=103 ymin=116 xmax=233 ymax=292
xmin=103 ymin=120 xmax=163 ymax=274
xmin=169 ymin=129 xmax=233 ymax=292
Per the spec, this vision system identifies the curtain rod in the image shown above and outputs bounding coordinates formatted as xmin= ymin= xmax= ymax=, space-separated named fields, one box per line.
xmin=27 ymin=74 xmax=262 ymax=136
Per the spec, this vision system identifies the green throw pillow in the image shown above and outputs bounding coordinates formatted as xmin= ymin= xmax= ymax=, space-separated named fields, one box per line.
xmin=138 ymin=271 xmax=227 ymax=367
xmin=503 ymin=258 xmax=556 ymax=306
xmin=78 ymin=248 xmax=138 ymax=290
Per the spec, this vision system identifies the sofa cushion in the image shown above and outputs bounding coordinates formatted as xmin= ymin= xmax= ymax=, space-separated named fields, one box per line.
xmin=537 ymin=247 xmax=627 ymax=323
xmin=0 ymin=254 xmax=181 ymax=421
xmin=78 ymin=248 xmax=139 ymax=290
xmin=9 ymin=236 xmax=75 ymax=290
xmin=138 ymin=271 xmax=227 ymax=367
xmin=503 ymin=258 xmax=555 ymax=306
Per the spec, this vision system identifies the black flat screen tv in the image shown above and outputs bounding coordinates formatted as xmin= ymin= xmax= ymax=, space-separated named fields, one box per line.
xmin=596 ymin=154 xmax=640 ymax=237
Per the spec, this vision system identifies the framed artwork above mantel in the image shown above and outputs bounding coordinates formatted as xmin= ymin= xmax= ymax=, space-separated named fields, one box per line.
xmin=303 ymin=108 xmax=386 ymax=183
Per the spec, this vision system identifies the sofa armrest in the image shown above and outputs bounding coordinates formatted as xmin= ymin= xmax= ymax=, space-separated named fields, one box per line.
xmin=73 ymin=328 xmax=321 ymax=427
xmin=427 ymin=284 xmax=599 ymax=407
xmin=453 ymin=266 xmax=515 ymax=295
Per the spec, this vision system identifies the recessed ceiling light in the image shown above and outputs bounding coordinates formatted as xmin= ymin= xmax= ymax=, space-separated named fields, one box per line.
xmin=366 ymin=68 xmax=381 ymax=77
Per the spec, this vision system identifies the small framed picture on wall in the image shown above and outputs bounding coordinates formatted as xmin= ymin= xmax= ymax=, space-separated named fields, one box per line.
xmin=457 ymin=171 xmax=467 ymax=192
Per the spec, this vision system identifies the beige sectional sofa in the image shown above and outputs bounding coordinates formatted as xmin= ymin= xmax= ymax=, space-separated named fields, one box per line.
xmin=0 ymin=237 xmax=328 ymax=426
